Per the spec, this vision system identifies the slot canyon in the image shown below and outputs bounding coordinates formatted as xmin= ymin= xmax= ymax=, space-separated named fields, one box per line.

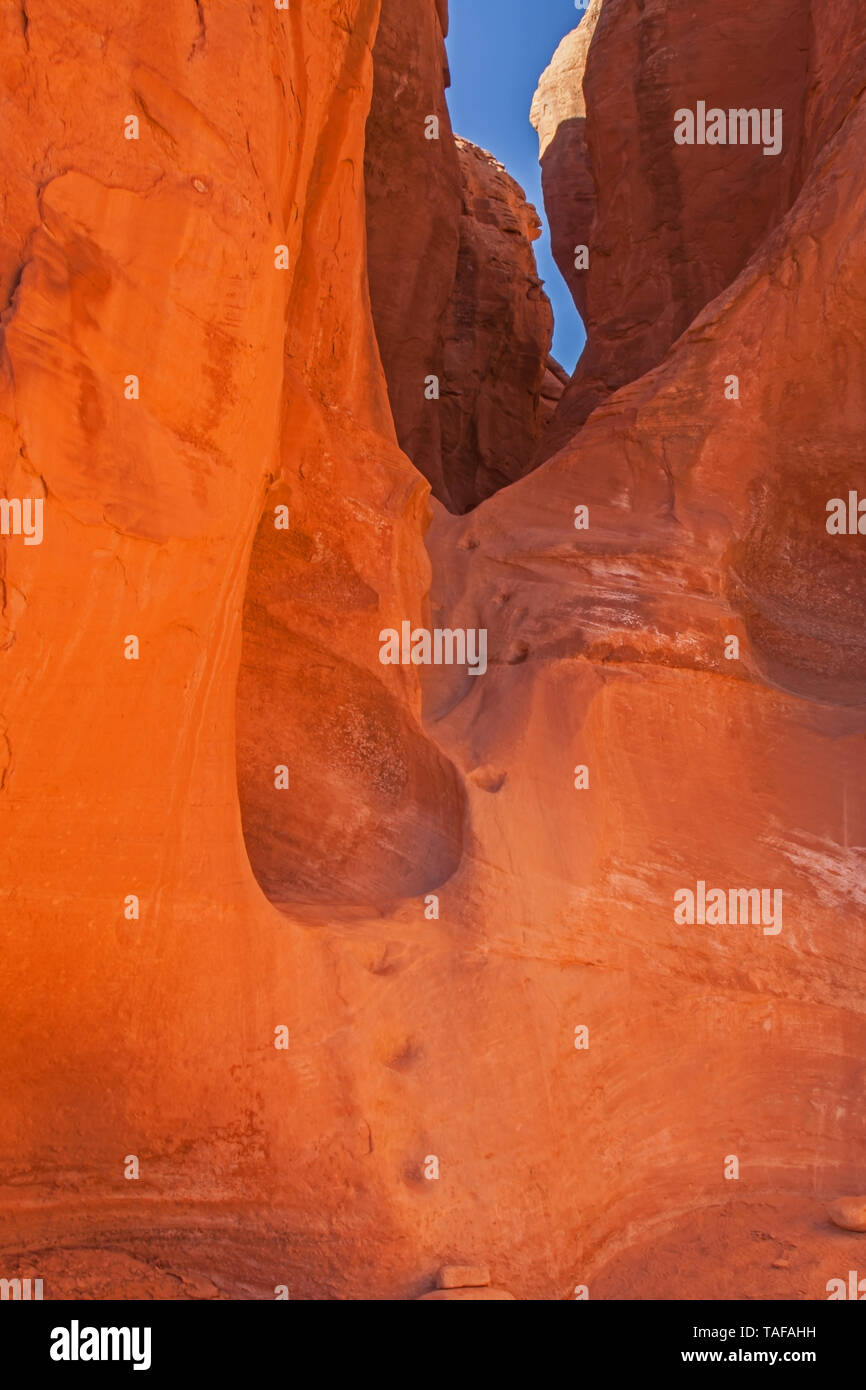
xmin=0 ymin=0 xmax=864 ymax=1302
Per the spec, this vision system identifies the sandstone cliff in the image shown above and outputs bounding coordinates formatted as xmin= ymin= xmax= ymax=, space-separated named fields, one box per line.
xmin=0 ymin=0 xmax=864 ymax=1306
xmin=437 ymin=138 xmax=557 ymax=513
xmin=0 ymin=0 xmax=462 ymax=1297
xmin=535 ymin=0 xmax=814 ymax=455
xmin=366 ymin=1 xmax=557 ymax=512
xmin=363 ymin=0 xmax=462 ymax=505
xmin=427 ymin=0 xmax=866 ymax=1296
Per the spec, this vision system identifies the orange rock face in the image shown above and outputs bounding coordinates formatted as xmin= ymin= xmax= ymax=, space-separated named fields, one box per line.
xmin=425 ymin=0 xmax=866 ymax=1298
xmin=0 ymin=0 xmax=453 ymax=1298
xmin=1 ymin=0 xmax=865 ymax=1306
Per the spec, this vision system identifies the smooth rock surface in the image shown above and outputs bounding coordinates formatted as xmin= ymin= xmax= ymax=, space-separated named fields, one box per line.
xmin=828 ymin=1199 xmax=866 ymax=1233
xmin=437 ymin=1264 xmax=491 ymax=1289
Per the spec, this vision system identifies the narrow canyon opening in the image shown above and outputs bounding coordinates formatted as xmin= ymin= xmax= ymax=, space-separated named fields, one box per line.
xmin=235 ymin=1 xmax=592 ymax=912
xmin=235 ymin=0 xmax=835 ymax=919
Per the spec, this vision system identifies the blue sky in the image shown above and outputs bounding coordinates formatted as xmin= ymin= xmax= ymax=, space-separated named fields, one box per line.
xmin=444 ymin=0 xmax=589 ymax=371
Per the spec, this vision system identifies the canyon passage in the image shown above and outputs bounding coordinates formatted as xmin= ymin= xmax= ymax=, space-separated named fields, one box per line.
xmin=0 ymin=0 xmax=864 ymax=1303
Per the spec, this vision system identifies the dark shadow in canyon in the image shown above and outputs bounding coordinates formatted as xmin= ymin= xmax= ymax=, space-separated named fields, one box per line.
xmin=363 ymin=0 xmax=575 ymax=516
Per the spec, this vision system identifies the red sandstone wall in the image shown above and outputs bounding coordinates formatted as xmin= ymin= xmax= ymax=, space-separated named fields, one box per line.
xmin=536 ymin=0 xmax=814 ymax=455
xmin=0 ymin=0 xmax=864 ymax=1305
xmin=365 ymin=0 xmax=557 ymax=513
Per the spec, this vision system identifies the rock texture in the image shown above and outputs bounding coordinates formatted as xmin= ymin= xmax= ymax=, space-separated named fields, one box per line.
xmin=414 ymin=1261 xmax=515 ymax=1298
xmin=425 ymin=0 xmax=866 ymax=1299
xmin=0 ymin=0 xmax=461 ymax=1298
xmin=366 ymin=7 xmax=556 ymax=512
xmin=0 ymin=0 xmax=865 ymax=1307
xmin=437 ymin=139 xmax=556 ymax=513
xmin=364 ymin=0 xmax=462 ymax=505
xmin=534 ymin=0 xmax=813 ymax=456
xmin=540 ymin=355 xmax=570 ymax=431
xmin=417 ymin=1287 xmax=517 ymax=1300
xmin=828 ymin=1198 xmax=866 ymax=1233
xmin=437 ymin=1263 xmax=490 ymax=1288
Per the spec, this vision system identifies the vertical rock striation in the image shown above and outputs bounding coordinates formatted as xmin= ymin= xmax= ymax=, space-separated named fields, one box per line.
xmin=534 ymin=0 xmax=812 ymax=455
xmin=363 ymin=0 xmax=463 ymax=504
xmin=365 ymin=1 xmax=557 ymax=512
xmin=437 ymin=139 xmax=557 ymax=513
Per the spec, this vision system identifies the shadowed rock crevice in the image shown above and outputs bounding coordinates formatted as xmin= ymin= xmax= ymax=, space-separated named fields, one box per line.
xmin=434 ymin=138 xmax=559 ymax=514
xmin=237 ymin=610 xmax=467 ymax=907
xmin=364 ymin=0 xmax=562 ymax=514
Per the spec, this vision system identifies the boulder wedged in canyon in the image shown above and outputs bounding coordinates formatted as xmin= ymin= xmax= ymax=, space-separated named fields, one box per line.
xmin=540 ymin=354 xmax=569 ymax=431
xmin=0 ymin=0 xmax=864 ymax=1305
xmin=366 ymin=3 xmax=555 ymax=512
